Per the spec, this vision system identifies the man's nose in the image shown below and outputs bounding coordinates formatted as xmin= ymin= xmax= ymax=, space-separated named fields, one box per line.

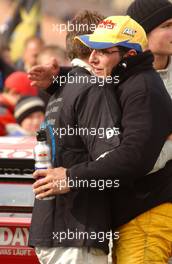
xmin=89 ymin=49 xmax=99 ymax=64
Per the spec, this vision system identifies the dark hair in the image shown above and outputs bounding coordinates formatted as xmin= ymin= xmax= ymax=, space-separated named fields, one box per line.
xmin=118 ymin=46 xmax=133 ymax=56
xmin=66 ymin=10 xmax=104 ymax=60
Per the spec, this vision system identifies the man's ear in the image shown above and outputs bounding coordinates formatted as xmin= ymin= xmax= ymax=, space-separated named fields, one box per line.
xmin=123 ymin=49 xmax=137 ymax=58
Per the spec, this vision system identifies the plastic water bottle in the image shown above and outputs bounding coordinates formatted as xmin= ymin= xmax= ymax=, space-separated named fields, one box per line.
xmin=34 ymin=129 xmax=55 ymax=200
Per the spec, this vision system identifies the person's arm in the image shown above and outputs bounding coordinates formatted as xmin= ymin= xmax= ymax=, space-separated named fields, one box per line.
xmin=33 ymin=74 xmax=172 ymax=197
xmin=46 ymin=66 xmax=72 ymax=95
xmin=28 ymin=58 xmax=59 ymax=89
xmin=32 ymin=80 xmax=122 ymax=198
xmin=28 ymin=58 xmax=72 ymax=94
xmin=67 ymin=79 xmax=171 ymax=185
xmin=72 ymin=81 xmax=121 ymax=160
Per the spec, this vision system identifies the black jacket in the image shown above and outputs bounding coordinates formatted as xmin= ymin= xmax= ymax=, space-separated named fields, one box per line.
xmin=67 ymin=51 xmax=172 ymax=228
xmin=29 ymin=66 xmax=121 ymax=253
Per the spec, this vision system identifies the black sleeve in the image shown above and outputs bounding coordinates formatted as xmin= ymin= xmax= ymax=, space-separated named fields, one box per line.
xmin=74 ymin=82 xmax=121 ymax=160
xmin=67 ymin=75 xmax=172 ymax=185
xmin=46 ymin=66 xmax=72 ymax=95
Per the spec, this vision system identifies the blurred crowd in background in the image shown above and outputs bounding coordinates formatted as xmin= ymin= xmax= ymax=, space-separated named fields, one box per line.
xmin=0 ymin=0 xmax=141 ymax=137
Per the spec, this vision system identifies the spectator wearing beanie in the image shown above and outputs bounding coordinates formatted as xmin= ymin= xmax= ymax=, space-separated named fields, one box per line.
xmin=7 ymin=96 xmax=45 ymax=136
xmin=0 ymin=71 xmax=38 ymax=136
xmin=127 ymin=0 xmax=172 ymax=88
xmin=127 ymin=0 xmax=172 ymax=34
xmin=111 ymin=1 xmax=172 ymax=264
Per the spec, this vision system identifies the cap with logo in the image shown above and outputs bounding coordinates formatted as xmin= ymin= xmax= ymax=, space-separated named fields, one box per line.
xmin=75 ymin=16 xmax=148 ymax=52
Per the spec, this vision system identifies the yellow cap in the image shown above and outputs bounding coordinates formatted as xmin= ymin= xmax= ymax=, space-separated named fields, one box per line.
xmin=75 ymin=16 xmax=148 ymax=52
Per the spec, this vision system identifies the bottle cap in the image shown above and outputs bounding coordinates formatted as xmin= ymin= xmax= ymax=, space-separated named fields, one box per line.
xmin=36 ymin=129 xmax=47 ymax=142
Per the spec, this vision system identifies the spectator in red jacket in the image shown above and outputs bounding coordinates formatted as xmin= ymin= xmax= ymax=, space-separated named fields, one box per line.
xmin=0 ymin=71 xmax=38 ymax=135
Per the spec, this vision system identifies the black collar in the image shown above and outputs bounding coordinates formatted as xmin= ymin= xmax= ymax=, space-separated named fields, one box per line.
xmin=112 ymin=50 xmax=154 ymax=84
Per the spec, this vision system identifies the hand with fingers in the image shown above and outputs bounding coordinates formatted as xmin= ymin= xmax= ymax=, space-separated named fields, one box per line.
xmin=33 ymin=167 xmax=70 ymax=199
xmin=28 ymin=57 xmax=60 ymax=89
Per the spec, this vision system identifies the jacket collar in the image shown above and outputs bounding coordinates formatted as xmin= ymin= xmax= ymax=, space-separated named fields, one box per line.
xmin=71 ymin=58 xmax=92 ymax=73
xmin=112 ymin=51 xmax=154 ymax=84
